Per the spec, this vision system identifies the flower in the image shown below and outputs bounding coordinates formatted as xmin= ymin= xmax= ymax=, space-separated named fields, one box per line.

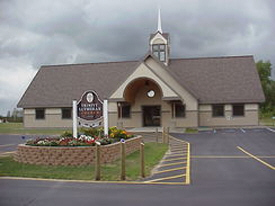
xmin=25 ymin=127 xmax=133 ymax=146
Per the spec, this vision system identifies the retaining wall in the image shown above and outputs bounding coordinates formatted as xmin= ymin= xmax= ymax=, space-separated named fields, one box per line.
xmin=14 ymin=136 xmax=142 ymax=166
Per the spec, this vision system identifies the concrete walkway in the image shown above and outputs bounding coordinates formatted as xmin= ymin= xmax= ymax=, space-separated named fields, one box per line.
xmin=143 ymin=136 xmax=191 ymax=185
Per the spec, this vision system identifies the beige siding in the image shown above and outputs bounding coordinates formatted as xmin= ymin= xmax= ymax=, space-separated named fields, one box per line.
xmin=24 ymin=108 xmax=72 ymax=128
xmin=110 ymin=63 xmax=179 ymax=100
xmin=199 ymin=104 xmax=259 ymax=127
xmin=174 ymin=111 xmax=198 ymax=128
xmin=113 ymin=83 xmax=198 ymax=128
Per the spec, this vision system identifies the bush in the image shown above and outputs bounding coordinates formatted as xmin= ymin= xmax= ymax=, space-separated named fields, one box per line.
xmin=80 ymin=127 xmax=104 ymax=137
xmin=185 ymin=128 xmax=198 ymax=133
xmin=60 ymin=131 xmax=73 ymax=138
xmin=109 ymin=126 xmax=134 ymax=141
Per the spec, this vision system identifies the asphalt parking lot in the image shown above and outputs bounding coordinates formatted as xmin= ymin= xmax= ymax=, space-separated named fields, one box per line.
xmin=172 ymin=128 xmax=275 ymax=186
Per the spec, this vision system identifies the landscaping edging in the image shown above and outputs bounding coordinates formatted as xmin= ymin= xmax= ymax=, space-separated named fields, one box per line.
xmin=14 ymin=136 xmax=142 ymax=166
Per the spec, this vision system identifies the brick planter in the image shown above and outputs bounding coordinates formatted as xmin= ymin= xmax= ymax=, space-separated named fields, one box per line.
xmin=14 ymin=136 xmax=142 ymax=166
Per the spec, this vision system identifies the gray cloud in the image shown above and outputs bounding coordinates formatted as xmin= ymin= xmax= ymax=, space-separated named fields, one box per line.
xmin=0 ymin=0 xmax=274 ymax=115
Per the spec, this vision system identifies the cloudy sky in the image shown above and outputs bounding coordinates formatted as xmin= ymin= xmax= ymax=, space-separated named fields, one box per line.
xmin=0 ymin=0 xmax=274 ymax=116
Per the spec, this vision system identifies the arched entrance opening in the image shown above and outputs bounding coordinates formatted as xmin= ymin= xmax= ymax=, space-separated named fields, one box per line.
xmin=122 ymin=78 xmax=164 ymax=127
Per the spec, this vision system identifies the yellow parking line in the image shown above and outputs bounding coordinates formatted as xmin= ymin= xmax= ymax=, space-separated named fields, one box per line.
xmin=192 ymin=155 xmax=250 ymax=158
xmin=170 ymin=143 xmax=186 ymax=146
xmin=237 ymin=146 xmax=275 ymax=170
xmin=167 ymin=152 xmax=187 ymax=155
xmin=0 ymin=176 xmax=187 ymax=186
xmin=0 ymin=144 xmax=15 ymax=148
xmin=145 ymin=174 xmax=186 ymax=183
xmin=258 ymin=156 xmax=275 ymax=158
xmin=191 ymin=155 xmax=275 ymax=159
xmin=170 ymin=149 xmax=188 ymax=153
xmin=162 ymin=157 xmax=187 ymax=162
xmin=166 ymin=154 xmax=187 ymax=158
xmin=170 ymin=149 xmax=187 ymax=152
xmin=170 ymin=144 xmax=186 ymax=146
xmin=185 ymin=142 xmax=191 ymax=184
xmin=169 ymin=144 xmax=186 ymax=147
xmin=0 ymin=151 xmax=16 ymax=155
xmin=157 ymin=162 xmax=186 ymax=168
xmin=154 ymin=167 xmax=186 ymax=174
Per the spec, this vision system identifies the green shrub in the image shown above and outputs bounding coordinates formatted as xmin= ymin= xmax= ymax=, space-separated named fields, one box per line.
xmin=60 ymin=131 xmax=73 ymax=138
xmin=185 ymin=128 xmax=198 ymax=133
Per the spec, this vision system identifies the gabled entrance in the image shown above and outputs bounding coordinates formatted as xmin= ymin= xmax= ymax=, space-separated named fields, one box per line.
xmin=142 ymin=106 xmax=161 ymax=126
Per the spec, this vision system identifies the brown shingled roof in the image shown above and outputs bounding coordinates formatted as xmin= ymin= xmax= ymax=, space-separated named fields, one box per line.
xmin=169 ymin=55 xmax=265 ymax=104
xmin=18 ymin=61 xmax=139 ymax=108
xmin=17 ymin=55 xmax=265 ymax=108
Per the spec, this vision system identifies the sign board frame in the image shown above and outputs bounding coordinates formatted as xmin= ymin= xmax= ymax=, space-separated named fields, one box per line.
xmin=77 ymin=90 xmax=103 ymax=121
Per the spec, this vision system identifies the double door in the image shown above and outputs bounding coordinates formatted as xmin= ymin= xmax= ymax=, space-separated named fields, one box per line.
xmin=142 ymin=106 xmax=161 ymax=127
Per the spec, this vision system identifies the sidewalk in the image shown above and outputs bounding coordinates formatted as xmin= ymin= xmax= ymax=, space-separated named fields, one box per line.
xmin=143 ymin=136 xmax=191 ymax=185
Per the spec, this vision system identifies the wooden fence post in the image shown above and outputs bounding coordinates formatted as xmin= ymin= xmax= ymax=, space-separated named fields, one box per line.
xmin=140 ymin=142 xmax=145 ymax=178
xmin=95 ymin=142 xmax=101 ymax=180
xmin=162 ymin=127 xmax=165 ymax=143
xmin=120 ymin=141 xmax=126 ymax=180
xmin=167 ymin=127 xmax=170 ymax=144
xmin=155 ymin=127 xmax=159 ymax=143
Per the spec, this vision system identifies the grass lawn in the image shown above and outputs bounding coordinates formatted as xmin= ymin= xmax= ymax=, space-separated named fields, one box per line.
xmin=259 ymin=117 xmax=275 ymax=126
xmin=0 ymin=123 xmax=70 ymax=135
xmin=0 ymin=142 xmax=168 ymax=181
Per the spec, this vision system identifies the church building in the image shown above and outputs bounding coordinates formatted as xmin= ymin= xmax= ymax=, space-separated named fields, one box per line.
xmin=17 ymin=13 xmax=265 ymax=129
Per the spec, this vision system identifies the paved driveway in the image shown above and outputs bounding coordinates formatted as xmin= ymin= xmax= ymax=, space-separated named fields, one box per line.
xmin=0 ymin=135 xmax=46 ymax=155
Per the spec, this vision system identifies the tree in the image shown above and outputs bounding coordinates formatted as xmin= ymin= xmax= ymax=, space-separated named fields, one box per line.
xmin=257 ymin=60 xmax=272 ymax=84
xmin=256 ymin=60 xmax=275 ymax=116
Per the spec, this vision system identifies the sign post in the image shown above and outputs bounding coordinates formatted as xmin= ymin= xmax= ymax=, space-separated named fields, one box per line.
xmin=104 ymin=100 xmax=108 ymax=136
xmin=72 ymin=100 xmax=78 ymax=138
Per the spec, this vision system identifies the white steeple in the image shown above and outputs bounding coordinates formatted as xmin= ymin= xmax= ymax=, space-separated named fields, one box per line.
xmin=157 ymin=8 xmax=163 ymax=34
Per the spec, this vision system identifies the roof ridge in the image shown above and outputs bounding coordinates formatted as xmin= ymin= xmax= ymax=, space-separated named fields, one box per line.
xmin=170 ymin=55 xmax=254 ymax=61
xmin=41 ymin=60 xmax=139 ymax=68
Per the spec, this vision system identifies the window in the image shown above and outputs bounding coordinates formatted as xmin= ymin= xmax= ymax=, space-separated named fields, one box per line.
xmin=172 ymin=101 xmax=185 ymax=118
xmin=152 ymin=44 xmax=166 ymax=62
xmin=35 ymin=108 xmax=45 ymax=120
xmin=118 ymin=102 xmax=131 ymax=118
xmin=212 ymin=105 xmax=224 ymax=117
xmin=233 ymin=104 xmax=244 ymax=116
xmin=62 ymin=108 xmax=72 ymax=119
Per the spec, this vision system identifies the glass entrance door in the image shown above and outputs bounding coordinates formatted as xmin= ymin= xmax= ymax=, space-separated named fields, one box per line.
xmin=142 ymin=106 xmax=161 ymax=126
